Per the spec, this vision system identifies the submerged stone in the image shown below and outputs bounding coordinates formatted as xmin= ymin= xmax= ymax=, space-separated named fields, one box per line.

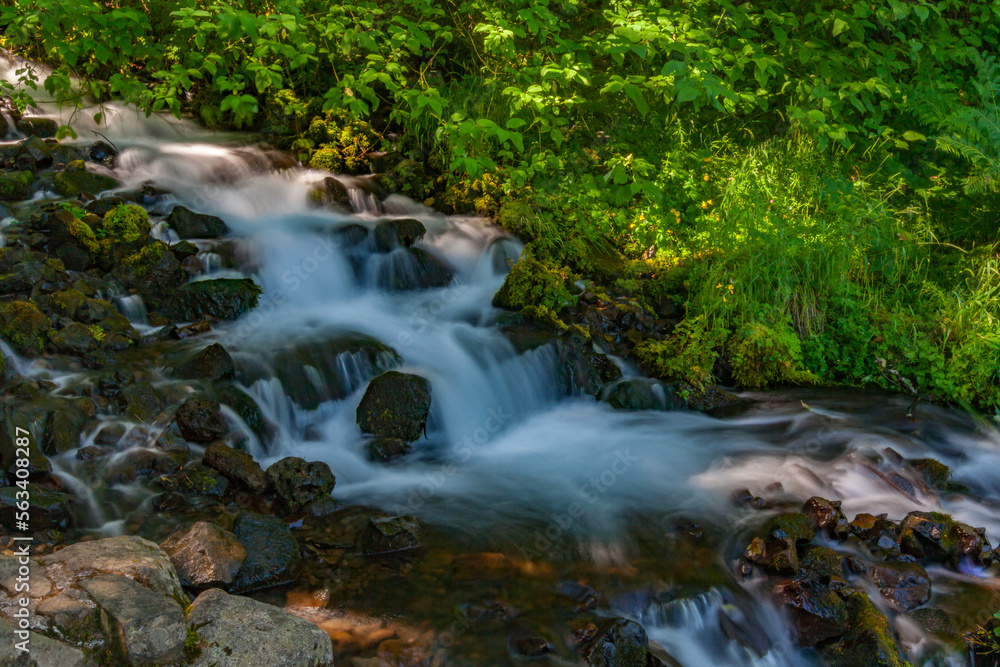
xmin=362 ymin=515 xmax=421 ymax=556
xmin=373 ymin=218 xmax=426 ymax=252
xmin=230 ymin=512 xmax=297 ymax=593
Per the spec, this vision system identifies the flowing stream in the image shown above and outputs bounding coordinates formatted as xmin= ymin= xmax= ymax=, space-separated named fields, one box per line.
xmin=6 ymin=60 xmax=1000 ymax=665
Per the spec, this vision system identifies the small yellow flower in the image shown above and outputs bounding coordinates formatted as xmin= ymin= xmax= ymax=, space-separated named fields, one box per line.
xmin=703 ymin=173 xmax=710 ymax=181
xmin=701 ymin=201 xmax=708 ymax=209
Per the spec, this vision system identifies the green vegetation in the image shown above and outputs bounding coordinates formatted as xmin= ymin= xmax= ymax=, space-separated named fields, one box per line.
xmin=101 ymin=204 xmax=151 ymax=243
xmin=5 ymin=0 xmax=1000 ymax=408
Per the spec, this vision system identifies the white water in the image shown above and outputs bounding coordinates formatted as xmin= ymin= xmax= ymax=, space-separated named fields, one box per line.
xmin=8 ymin=66 xmax=1000 ymax=665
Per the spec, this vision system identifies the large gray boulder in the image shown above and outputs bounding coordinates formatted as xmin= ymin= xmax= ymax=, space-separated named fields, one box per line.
xmin=38 ymin=535 xmax=185 ymax=600
xmin=0 ymin=617 xmax=86 ymax=667
xmin=82 ymin=574 xmax=186 ymax=666
xmin=186 ymin=589 xmax=333 ymax=667
xmin=356 ymin=371 xmax=431 ymax=442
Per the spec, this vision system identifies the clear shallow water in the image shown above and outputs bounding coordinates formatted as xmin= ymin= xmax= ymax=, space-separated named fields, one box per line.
xmin=6 ymin=68 xmax=1000 ymax=665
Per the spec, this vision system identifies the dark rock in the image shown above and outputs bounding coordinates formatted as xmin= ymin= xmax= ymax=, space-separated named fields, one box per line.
xmin=765 ymin=513 xmax=817 ymax=544
xmin=899 ymin=510 xmax=992 ymax=567
xmin=356 ymin=371 xmax=431 ymax=442
xmin=1 ymin=301 xmax=51 ymax=355
xmin=265 ymin=457 xmax=335 ymax=511
xmin=775 ymin=579 xmax=849 ymax=646
xmin=231 ymin=512 xmax=297 ymax=593
xmin=166 ymin=205 xmax=229 ymax=239
xmin=42 ymin=411 xmax=83 ymax=455
xmin=84 ymin=196 xmax=126 ymax=218
xmin=0 ymin=485 xmax=74 ymax=530
xmin=798 ymin=545 xmax=846 ymax=582
xmin=910 ymin=458 xmax=970 ymax=495
xmin=869 ymin=560 xmax=931 ymax=611
xmin=174 ymin=343 xmax=235 ymax=381
xmin=16 ymin=117 xmax=58 ymax=137
xmin=175 ymin=463 xmax=230 ymax=497
xmin=50 ymin=144 xmax=88 ymax=168
xmin=600 ymin=378 xmax=685 ymax=411
xmin=366 ymin=436 xmax=411 ymax=463
xmin=583 ymin=618 xmax=651 ymax=667
xmin=105 ymin=449 xmax=179 ymax=485
xmin=175 ymin=397 xmax=227 ymax=443
xmin=804 ymin=496 xmax=849 ymax=540
xmin=333 ymin=223 xmax=368 ymax=246
xmin=203 ymin=442 xmax=268 ymax=492
xmin=120 ymin=382 xmax=163 ymax=422
xmin=906 ymin=608 xmax=956 ymax=636
xmin=374 ymin=247 xmax=452 ymax=290
xmin=169 ymin=240 xmax=199 ymax=261
xmin=162 ymin=278 xmax=261 ymax=321
xmin=0 ymin=409 xmax=52 ymax=476
xmin=217 ymin=386 xmax=265 ymax=434
xmin=76 ymin=297 xmax=117 ymax=324
xmin=88 ymin=140 xmax=118 ymax=163
xmin=161 ymin=521 xmax=247 ymax=589
xmin=373 ymin=218 xmax=426 ymax=252
xmin=16 ymin=136 xmax=52 ymax=170
xmin=509 ymin=628 xmax=552 ymax=657
xmin=308 ymin=176 xmax=351 ymax=208
xmin=81 ymin=574 xmax=186 ymax=666
xmin=362 ymin=515 xmax=421 ymax=556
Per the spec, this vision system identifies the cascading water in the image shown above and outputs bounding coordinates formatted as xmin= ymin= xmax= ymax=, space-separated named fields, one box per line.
xmin=7 ymin=60 xmax=1000 ymax=664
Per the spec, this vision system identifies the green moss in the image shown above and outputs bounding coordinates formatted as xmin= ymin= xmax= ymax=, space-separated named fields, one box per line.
xmin=0 ymin=171 xmax=33 ymax=201
xmin=492 ymin=250 xmax=577 ymax=314
xmin=440 ymin=173 xmax=501 ymax=215
xmin=496 ymin=200 xmax=540 ymax=242
xmin=86 ymin=324 xmax=105 ymax=342
xmin=102 ymin=204 xmax=151 ymax=243
xmin=49 ymin=289 xmax=87 ymax=318
xmin=731 ymin=320 xmax=814 ymax=389
xmin=124 ymin=241 xmax=166 ymax=278
xmin=635 ymin=316 xmax=729 ymax=389
xmin=67 ymin=217 xmax=99 ymax=253
xmin=0 ymin=300 xmax=51 ymax=356
xmin=184 ymin=627 xmax=202 ymax=661
xmin=824 ymin=591 xmax=910 ymax=667
xmin=309 ymin=146 xmax=343 ymax=172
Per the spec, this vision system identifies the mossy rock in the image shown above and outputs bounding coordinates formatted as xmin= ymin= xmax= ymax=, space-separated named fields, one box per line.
xmin=44 ymin=289 xmax=88 ymax=319
xmin=0 ymin=171 xmax=34 ymax=201
xmin=118 ymin=241 xmax=186 ymax=302
xmin=84 ymin=196 xmax=126 ymax=218
xmin=162 ymin=279 xmax=262 ymax=321
xmin=16 ymin=117 xmax=58 ymax=138
xmin=600 ymin=378 xmax=685 ymax=411
xmin=356 ymin=371 xmax=431 ymax=442
xmin=48 ymin=322 xmax=98 ymax=356
xmin=43 ymin=410 xmax=85 ymax=455
xmin=765 ymin=512 xmax=817 ymax=543
xmin=120 ymin=382 xmax=163 ymax=422
xmin=822 ymin=591 xmax=909 ymax=667
xmin=493 ymin=251 xmax=576 ymax=313
xmin=53 ymin=169 xmax=120 ymax=197
xmin=375 ymin=158 xmax=430 ymax=200
xmin=102 ymin=204 xmax=151 ymax=243
xmin=496 ymin=199 xmax=540 ymax=241
xmin=583 ymin=617 xmax=650 ymax=667
xmin=0 ymin=300 xmax=51 ymax=356
xmin=308 ymin=146 xmax=344 ymax=173
xmin=373 ymin=218 xmax=426 ymax=252
xmin=265 ymin=457 xmax=336 ymax=511
xmin=0 ymin=408 xmax=52 ymax=477
xmin=910 ymin=458 xmax=970 ymax=495
xmin=362 ymin=515 xmax=421 ymax=555
xmin=15 ymin=136 xmax=52 ymax=170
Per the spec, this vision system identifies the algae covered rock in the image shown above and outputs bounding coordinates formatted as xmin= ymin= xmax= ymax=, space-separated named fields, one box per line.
xmin=162 ymin=278 xmax=262 ymax=321
xmin=102 ymin=204 xmax=152 ymax=243
xmin=174 ymin=343 xmax=235 ymax=381
xmin=373 ymin=218 xmax=426 ymax=252
xmin=0 ymin=170 xmax=34 ymax=200
xmin=54 ymin=169 xmax=120 ymax=197
xmin=0 ymin=300 xmax=51 ymax=355
xmin=265 ymin=457 xmax=335 ymax=511
xmin=821 ymin=590 xmax=908 ymax=667
xmin=356 ymin=370 xmax=431 ymax=442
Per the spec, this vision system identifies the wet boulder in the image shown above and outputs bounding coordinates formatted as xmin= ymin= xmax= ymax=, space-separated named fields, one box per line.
xmin=203 ymin=442 xmax=269 ymax=493
xmin=899 ymin=511 xmax=992 ymax=567
xmin=185 ymin=588 xmax=334 ymax=667
xmin=798 ymin=545 xmax=846 ymax=582
xmin=105 ymin=449 xmax=179 ymax=485
xmin=39 ymin=535 xmax=186 ymax=600
xmin=373 ymin=218 xmax=426 ymax=252
xmin=599 ymin=378 xmax=685 ymax=411
xmin=43 ymin=410 xmax=85 ymax=455
xmin=775 ymin=579 xmax=849 ymax=647
xmin=868 ymin=560 xmax=931 ymax=611
xmin=119 ymin=242 xmax=187 ymax=303
xmin=0 ymin=170 xmax=33 ymax=200
xmin=362 ymin=515 xmax=421 ymax=556
xmin=366 ymin=436 xmax=412 ymax=463
xmin=162 ymin=278 xmax=262 ymax=321
xmin=230 ymin=512 xmax=297 ymax=593
xmin=803 ymin=496 xmax=849 ymax=540
xmin=166 ymin=205 xmax=229 ymax=239
xmin=374 ymin=247 xmax=452 ymax=291
xmin=910 ymin=458 xmax=970 ymax=495
xmin=356 ymin=371 xmax=431 ymax=442
xmin=48 ymin=322 xmax=99 ymax=356
xmin=120 ymin=382 xmax=163 ymax=422
xmin=265 ymin=457 xmax=335 ymax=511
xmin=84 ymin=196 xmax=125 ymax=218
xmin=174 ymin=463 xmax=230 ymax=498
xmin=161 ymin=521 xmax=247 ymax=589
xmin=175 ymin=397 xmax=228 ymax=443
xmin=217 ymin=386 xmax=265 ymax=435
xmin=82 ymin=574 xmax=186 ymax=665
xmin=745 ymin=513 xmax=816 ymax=574
xmin=0 ymin=300 xmax=50 ymax=355
xmin=88 ymin=140 xmax=118 ymax=163
xmin=308 ymin=175 xmax=351 ymax=209
xmin=174 ymin=343 xmax=235 ymax=381
xmin=821 ymin=590 xmax=908 ymax=667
